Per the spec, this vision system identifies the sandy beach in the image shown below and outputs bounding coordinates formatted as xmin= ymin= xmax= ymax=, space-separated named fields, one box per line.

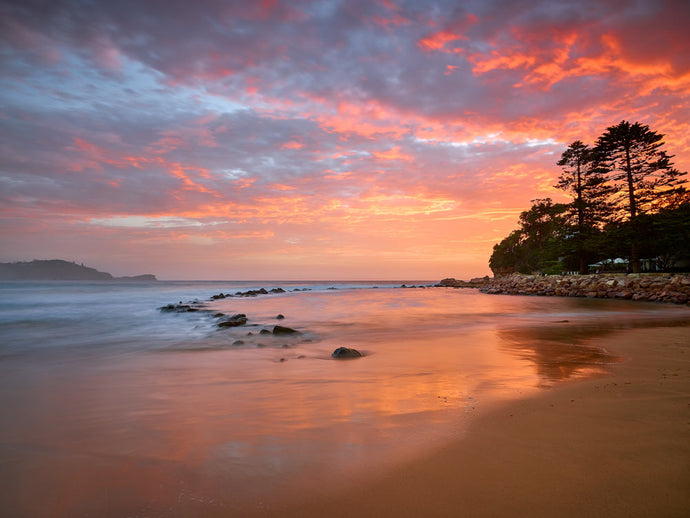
xmin=258 ymin=325 xmax=690 ymax=517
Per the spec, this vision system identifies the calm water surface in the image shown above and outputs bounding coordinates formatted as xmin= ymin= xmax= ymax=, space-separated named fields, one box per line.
xmin=1 ymin=281 xmax=688 ymax=516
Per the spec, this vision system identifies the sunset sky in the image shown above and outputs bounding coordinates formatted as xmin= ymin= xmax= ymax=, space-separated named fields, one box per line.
xmin=1 ymin=0 xmax=689 ymax=280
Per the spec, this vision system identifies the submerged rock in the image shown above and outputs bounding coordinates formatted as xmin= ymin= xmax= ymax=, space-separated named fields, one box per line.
xmin=217 ymin=313 xmax=248 ymax=327
xmin=331 ymin=347 xmax=362 ymax=359
xmin=159 ymin=303 xmax=201 ymax=313
xmin=273 ymin=325 xmax=300 ymax=335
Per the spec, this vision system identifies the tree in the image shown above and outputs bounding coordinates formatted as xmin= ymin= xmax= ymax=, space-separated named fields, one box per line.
xmin=555 ymin=141 xmax=612 ymax=274
xmin=489 ymin=230 xmax=523 ymax=276
xmin=488 ymin=198 xmax=568 ymax=275
xmin=595 ymin=120 xmax=687 ymax=272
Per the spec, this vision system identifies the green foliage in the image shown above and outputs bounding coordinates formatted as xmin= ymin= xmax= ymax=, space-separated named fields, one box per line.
xmin=489 ymin=198 xmax=568 ymax=275
xmin=490 ymin=120 xmax=689 ymax=275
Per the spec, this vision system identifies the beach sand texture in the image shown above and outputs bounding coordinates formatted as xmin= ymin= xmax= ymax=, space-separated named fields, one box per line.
xmin=265 ymin=326 xmax=690 ymax=517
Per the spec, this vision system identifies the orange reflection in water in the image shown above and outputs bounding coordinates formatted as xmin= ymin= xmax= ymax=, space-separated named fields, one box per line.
xmin=1 ymin=288 xmax=687 ymax=516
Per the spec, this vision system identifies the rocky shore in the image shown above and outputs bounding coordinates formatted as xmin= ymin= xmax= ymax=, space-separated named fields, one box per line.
xmin=477 ymin=273 xmax=690 ymax=305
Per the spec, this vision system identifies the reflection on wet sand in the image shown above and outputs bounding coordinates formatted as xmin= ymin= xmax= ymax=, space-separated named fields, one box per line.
xmin=497 ymin=314 xmax=690 ymax=386
xmin=498 ymin=325 xmax=622 ymax=385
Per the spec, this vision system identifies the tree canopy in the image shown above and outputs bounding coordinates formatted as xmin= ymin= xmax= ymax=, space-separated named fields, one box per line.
xmin=489 ymin=121 xmax=688 ymax=275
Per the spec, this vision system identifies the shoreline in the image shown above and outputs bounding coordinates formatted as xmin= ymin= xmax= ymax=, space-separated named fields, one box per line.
xmin=257 ymin=325 xmax=690 ymax=517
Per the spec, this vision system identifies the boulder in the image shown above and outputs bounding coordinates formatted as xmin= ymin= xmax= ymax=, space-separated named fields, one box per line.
xmin=273 ymin=325 xmax=300 ymax=335
xmin=332 ymin=347 xmax=362 ymax=359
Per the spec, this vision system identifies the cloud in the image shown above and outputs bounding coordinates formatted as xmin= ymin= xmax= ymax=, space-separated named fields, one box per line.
xmin=0 ymin=0 xmax=688 ymax=278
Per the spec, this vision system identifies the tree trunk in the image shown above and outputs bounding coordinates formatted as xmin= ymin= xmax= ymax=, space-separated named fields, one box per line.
xmin=624 ymin=144 xmax=641 ymax=273
xmin=631 ymin=237 xmax=641 ymax=273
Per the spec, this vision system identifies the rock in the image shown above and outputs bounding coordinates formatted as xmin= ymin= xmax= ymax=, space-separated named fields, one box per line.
xmin=478 ymin=273 xmax=690 ymax=306
xmin=159 ymin=303 xmax=200 ymax=313
xmin=232 ymin=340 xmax=245 ymax=346
xmin=273 ymin=325 xmax=300 ymax=335
xmin=276 ymin=314 xmax=285 ymax=320
xmin=270 ymin=288 xmax=286 ymax=294
xmin=332 ymin=347 xmax=362 ymax=359
xmin=218 ymin=313 xmax=248 ymax=327
xmin=259 ymin=329 xmax=272 ymax=335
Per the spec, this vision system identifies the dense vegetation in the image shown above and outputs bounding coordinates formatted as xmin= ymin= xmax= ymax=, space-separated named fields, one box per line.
xmin=490 ymin=121 xmax=689 ymax=275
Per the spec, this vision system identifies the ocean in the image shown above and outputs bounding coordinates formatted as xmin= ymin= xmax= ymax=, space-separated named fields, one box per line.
xmin=1 ymin=280 xmax=688 ymax=516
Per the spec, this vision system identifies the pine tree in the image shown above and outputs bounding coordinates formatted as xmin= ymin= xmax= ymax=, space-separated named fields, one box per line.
xmin=595 ymin=121 xmax=687 ymax=273
xmin=555 ymin=141 xmax=612 ymax=274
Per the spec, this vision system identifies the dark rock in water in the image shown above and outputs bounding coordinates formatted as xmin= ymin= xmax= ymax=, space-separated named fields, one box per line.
xmin=270 ymin=288 xmax=286 ymax=293
xmin=273 ymin=325 xmax=300 ymax=335
xmin=259 ymin=329 xmax=272 ymax=335
xmin=332 ymin=347 xmax=362 ymax=359
xmin=232 ymin=340 xmax=245 ymax=346
xmin=211 ymin=293 xmax=227 ymax=300
xmin=213 ymin=313 xmax=225 ymax=318
xmin=276 ymin=314 xmax=285 ymax=320
xmin=159 ymin=303 xmax=200 ymax=313
xmin=217 ymin=313 xmax=247 ymax=327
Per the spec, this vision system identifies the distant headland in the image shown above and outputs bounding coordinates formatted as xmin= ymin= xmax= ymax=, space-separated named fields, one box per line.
xmin=0 ymin=260 xmax=157 ymax=281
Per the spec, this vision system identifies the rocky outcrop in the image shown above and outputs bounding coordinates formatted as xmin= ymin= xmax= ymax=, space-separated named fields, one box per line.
xmin=210 ymin=287 xmax=287 ymax=299
xmin=480 ymin=273 xmax=690 ymax=305
xmin=437 ymin=276 xmax=491 ymax=288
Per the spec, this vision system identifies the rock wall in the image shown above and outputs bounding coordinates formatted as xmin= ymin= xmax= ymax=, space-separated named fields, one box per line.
xmin=479 ymin=273 xmax=690 ymax=305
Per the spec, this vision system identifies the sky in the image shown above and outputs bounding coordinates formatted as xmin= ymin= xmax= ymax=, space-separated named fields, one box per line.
xmin=1 ymin=0 xmax=689 ymax=280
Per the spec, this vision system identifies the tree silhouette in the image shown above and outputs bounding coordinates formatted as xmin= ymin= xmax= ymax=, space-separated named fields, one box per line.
xmin=555 ymin=141 xmax=612 ymax=274
xmin=596 ymin=121 xmax=686 ymax=273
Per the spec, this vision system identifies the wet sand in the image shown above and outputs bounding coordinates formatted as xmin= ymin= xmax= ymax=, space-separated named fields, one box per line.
xmin=261 ymin=326 xmax=690 ymax=517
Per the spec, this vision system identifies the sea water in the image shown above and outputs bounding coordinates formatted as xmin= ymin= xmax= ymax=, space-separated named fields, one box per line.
xmin=1 ymin=280 xmax=688 ymax=516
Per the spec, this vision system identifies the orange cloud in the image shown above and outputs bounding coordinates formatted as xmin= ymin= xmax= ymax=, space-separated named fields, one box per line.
xmin=281 ymin=140 xmax=304 ymax=150
xmin=371 ymin=145 xmax=413 ymax=162
xmin=418 ymin=30 xmax=465 ymax=52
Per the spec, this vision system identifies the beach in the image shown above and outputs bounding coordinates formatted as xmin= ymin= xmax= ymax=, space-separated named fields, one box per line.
xmin=267 ymin=325 xmax=690 ymax=517
xmin=0 ymin=282 xmax=688 ymax=516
